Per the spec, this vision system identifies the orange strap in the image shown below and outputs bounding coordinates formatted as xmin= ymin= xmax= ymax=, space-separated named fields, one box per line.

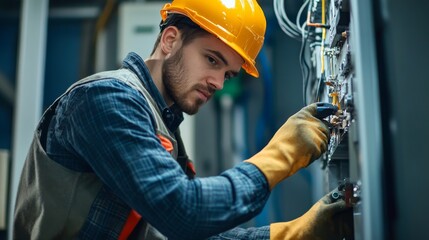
xmin=118 ymin=210 xmax=141 ymax=240
xmin=157 ymin=134 xmax=174 ymax=152
xmin=187 ymin=161 xmax=196 ymax=176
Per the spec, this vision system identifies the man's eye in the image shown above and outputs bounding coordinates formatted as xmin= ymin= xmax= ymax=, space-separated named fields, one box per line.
xmin=207 ymin=56 xmax=217 ymax=65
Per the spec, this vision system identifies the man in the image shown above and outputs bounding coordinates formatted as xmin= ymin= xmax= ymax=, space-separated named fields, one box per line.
xmin=14 ymin=0 xmax=352 ymax=239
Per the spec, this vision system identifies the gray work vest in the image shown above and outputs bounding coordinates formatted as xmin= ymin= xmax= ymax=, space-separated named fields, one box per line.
xmin=13 ymin=68 xmax=176 ymax=239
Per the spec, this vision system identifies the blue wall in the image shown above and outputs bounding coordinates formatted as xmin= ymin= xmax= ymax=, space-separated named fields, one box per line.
xmin=43 ymin=18 xmax=83 ymax=109
xmin=0 ymin=18 xmax=83 ymax=149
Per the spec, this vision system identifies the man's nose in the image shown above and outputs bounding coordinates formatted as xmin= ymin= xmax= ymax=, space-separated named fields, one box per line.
xmin=207 ymin=73 xmax=225 ymax=91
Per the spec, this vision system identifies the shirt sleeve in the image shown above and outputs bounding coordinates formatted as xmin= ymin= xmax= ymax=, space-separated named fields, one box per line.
xmin=208 ymin=226 xmax=270 ymax=240
xmin=53 ymin=79 xmax=271 ymax=239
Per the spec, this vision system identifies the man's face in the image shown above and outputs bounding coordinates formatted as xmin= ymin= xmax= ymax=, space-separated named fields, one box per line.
xmin=162 ymin=34 xmax=243 ymax=115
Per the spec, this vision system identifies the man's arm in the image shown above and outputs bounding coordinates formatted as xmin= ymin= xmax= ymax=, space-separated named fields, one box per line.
xmin=50 ymin=79 xmax=271 ymax=239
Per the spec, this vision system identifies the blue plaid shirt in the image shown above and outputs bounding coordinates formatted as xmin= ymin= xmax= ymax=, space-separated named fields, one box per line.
xmin=46 ymin=52 xmax=271 ymax=239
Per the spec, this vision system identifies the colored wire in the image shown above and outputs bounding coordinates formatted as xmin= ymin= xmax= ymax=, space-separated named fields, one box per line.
xmin=306 ymin=0 xmax=330 ymax=28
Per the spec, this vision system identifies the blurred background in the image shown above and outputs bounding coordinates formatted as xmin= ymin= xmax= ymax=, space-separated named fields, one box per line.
xmin=0 ymin=0 xmax=428 ymax=239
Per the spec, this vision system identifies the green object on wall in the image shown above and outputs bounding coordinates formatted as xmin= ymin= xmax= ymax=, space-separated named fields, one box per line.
xmin=214 ymin=71 xmax=244 ymax=100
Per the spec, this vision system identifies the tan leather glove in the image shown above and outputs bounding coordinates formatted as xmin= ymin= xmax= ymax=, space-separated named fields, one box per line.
xmin=270 ymin=190 xmax=354 ymax=240
xmin=245 ymin=103 xmax=330 ymax=189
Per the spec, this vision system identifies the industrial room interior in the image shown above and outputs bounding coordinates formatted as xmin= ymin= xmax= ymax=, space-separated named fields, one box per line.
xmin=0 ymin=0 xmax=428 ymax=239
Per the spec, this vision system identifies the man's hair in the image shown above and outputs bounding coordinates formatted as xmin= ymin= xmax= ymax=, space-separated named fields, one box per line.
xmin=150 ymin=14 xmax=210 ymax=56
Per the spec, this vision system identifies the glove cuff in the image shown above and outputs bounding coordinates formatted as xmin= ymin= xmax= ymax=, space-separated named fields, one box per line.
xmin=245 ymin=157 xmax=290 ymax=190
xmin=270 ymin=221 xmax=302 ymax=240
xmin=245 ymin=148 xmax=310 ymax=190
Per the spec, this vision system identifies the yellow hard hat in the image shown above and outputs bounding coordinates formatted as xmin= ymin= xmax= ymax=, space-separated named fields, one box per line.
xmin=160 ymin=0 xmax=266 ymax=78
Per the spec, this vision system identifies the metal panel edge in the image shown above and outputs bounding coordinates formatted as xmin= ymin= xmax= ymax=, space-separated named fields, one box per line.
xmin=350 ymin=0 xmax=384 ymax=239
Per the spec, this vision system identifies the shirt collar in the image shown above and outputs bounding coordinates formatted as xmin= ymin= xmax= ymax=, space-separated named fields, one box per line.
xmin=122 ymin=52 xmax=184 ymax=132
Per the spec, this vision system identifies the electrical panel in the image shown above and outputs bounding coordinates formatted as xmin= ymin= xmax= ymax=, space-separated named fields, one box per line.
xmin=307 ymin=0 xmax=358 ymax=194
xmin=306 ymin=0 xmax=362 ymax=238
xmin=274 ymin=0 xmax=378 ymax=238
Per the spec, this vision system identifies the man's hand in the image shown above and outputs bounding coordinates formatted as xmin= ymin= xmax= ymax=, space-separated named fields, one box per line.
xmin=270 ymin=190 xmax=354 ymax=240
xmin=245 ymin=103 xmax=330 ymax=189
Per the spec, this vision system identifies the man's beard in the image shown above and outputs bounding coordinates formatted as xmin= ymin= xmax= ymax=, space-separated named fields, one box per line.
xmin=162 ymin=48 xmax=204 ymax=115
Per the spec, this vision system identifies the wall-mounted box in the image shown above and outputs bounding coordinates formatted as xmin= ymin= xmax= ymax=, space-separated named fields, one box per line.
xmin=118 ymin=2 xmax=165 ymax=63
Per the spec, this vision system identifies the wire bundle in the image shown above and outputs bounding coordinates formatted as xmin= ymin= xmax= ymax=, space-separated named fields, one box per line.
xmin=273 ymin=0 xmax=310 ymax=40
xmin=274 ymin=0 xmax=329 ymax=105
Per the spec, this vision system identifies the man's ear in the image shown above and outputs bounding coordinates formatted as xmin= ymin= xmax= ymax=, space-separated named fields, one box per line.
xmin=160 ymin=26 xmax=181 ymax=56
